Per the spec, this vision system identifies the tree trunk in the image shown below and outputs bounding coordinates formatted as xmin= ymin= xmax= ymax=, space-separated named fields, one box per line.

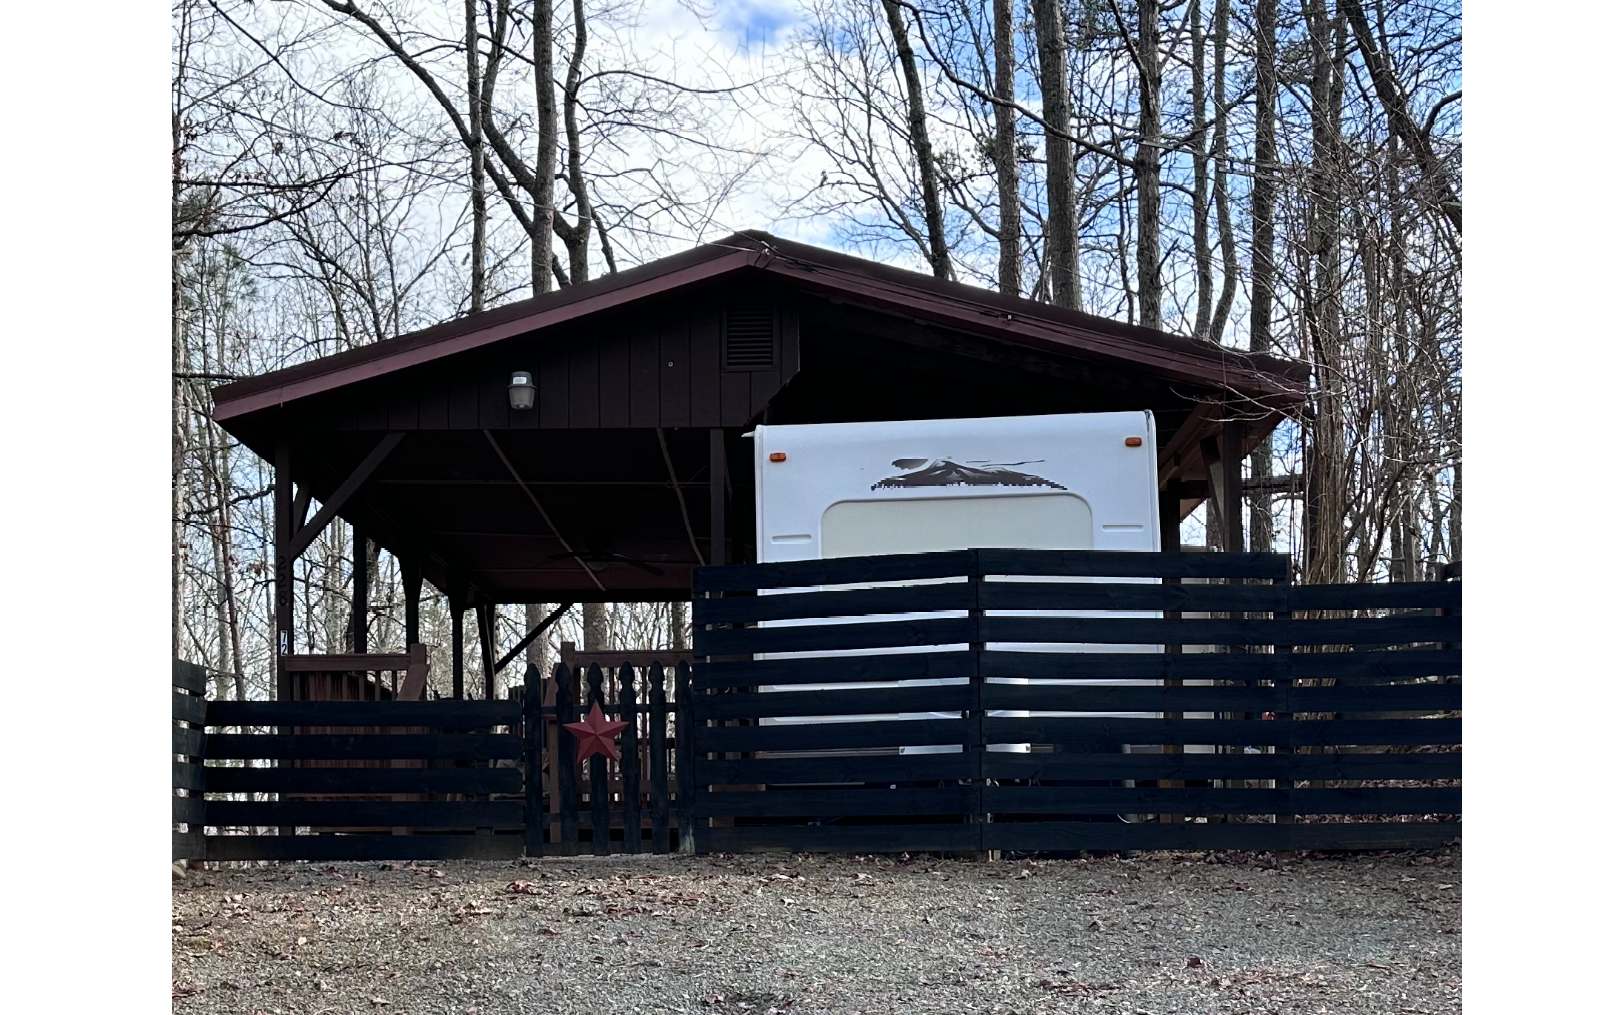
xmin=1134 ymin=1 xmax=1162 ymax=331
xmin=1247 ymin=0 xmax=1279 ymax=555
xmin=993 ymin=0 xmax=1020 ymax=295
xmin=465 ymin=0 xmax=486 ymax=312
xmin=1302 ymin=0 xmax=1347 ymax=584
xmin=881 ymin=0 xmax=952 ymax=279
xmin=1209 ymin=0 xmax=1238 ymax=340
xmin=561 ymin=0 xmax=592 ymax=284
xmin=1342 ymin=1 xmax=1461 ymax=233
xmin=668 ymin=600 xmax=688 ymax=651
xmin=1190 ymin=1 xmax=1211 ymax=337
xmin=582 ymin=601 xmax=609 ymax=653
xmin=1031 ymin=0 xmax=1077 ymax=309
xmin=532 ymin=0 xmax=557 ymax=295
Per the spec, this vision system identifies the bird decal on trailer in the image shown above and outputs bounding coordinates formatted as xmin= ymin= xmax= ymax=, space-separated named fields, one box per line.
xmin=871 ymin=457 xmax=1066 ymax=490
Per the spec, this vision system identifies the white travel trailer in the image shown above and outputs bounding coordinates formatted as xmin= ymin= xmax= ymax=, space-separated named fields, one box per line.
xmin=750 ymin=410 xmax=1209 ymax=759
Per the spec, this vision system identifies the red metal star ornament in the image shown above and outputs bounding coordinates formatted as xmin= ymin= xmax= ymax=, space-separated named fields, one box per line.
xmin=564 ymin=702 xmax=630 ymax=763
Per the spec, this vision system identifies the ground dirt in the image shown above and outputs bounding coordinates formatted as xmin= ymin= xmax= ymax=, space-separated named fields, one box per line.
xmin=172 ymin=848 xmax=1460 ymax=1014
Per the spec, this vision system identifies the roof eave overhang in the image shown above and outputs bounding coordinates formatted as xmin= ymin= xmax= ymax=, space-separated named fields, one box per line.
xmin=212 ymin=236 xmax=1308 ymax=426
xmin=212 ymin=247 xmax=765 ymax=423
xmin=760 ymin=256 xmax=1308 ymax=403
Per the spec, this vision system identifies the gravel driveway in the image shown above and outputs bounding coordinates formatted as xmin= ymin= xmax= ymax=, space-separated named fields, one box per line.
xmin=172 ymin=848 xmax=1460 ymax=1014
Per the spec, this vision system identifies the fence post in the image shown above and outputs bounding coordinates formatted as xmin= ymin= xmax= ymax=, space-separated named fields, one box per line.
xmin=675 ymin=659 xmax=695 ymax=853
xmin=967 ymin=550 xmax=988 ymax=857
xmin=173 ymin=660 xmax=208 ymax=863
xmin=523 ymin=663 xmax=545 ymax=856
xmin=619 ymin=663 xmax=642 ymax=853
xmin=587 ymin=664 xmax=611 ymax=855
xmin=649 ymin=664 xmax=671 ymax=854
xmin=1274 ymin=575 xmax=1295 ymax=831
xmin=555 ymin=662 xmax=579 ymax=855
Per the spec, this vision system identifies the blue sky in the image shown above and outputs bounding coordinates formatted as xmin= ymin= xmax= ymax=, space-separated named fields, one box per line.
xmin=715 ymin=1 xmax=802 ymax=49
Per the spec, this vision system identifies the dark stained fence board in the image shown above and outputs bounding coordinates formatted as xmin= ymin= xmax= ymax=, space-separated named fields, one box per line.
xmin=174 ymin=727 xmax=206 ymax=757
xmin=174 ymin=761 xmax=206 ymax=792
xmin=695 ymin=786 xmax=973 ymax=818
xmin=982 ymin=750 xmax=1462 ymax=782
xmin=695 ymin=718 xmax=968 ymax=753
xmin=977 ymin=548 xmax=1290 ymax=579
xmin=174 ymin=831 xmax=204 ymax=861
xmin=206 ymin=699 xmax=521 ymax=729
xmin=173 ymin=794 xmax=206 ymax=825
xmin=174 ymin=660 xmax=208 ymax=694
xmin=586 ymin=666 xmax=611 ymax=855
xmin=696 ymin=616 xmax=977 ymax=656
xmin=698 ymin=822 xmax=982 ymax=854
xmin=982 ymin=613 xmax=1459 ymax=647
xmin=981 ymin=785 xmax=1461 ymax=816
xmin=203 ymin=733 xmax=522 ymax=761
xmin=203 ymin=765 xmax=523 ymax=795
xmin=202 ymin=834 xmax=525 ymax=862
xmin=558 ymin=663 xmax=581 ymax=854
xmin=174 ymin=691 xmax=207 ymax=725
xmin=981 ymin=682 xmax=1461 ymax=714
xmin=695 ymin=684 xmax=973 ymax=721
xmin=982 ymin=821 xmax=1458 ymax=853
xmin=981 ymin=648 xmax=1460 ymax=682
xmin=649 ymin=666 xmax=671 ymax=854
xmin=979 ymin=579 xmax=1461 ymax=613
xmin=982 ymin=716 xmax=1461 ymax=749
xmin=693 ymin=582 xmax=974 ymax=625
xmin=695 ymin=650 xmax=975 ymax=690
xmin=695 ymin=751 xmax=978 ymax=786
xmin=695 ymin=550 xmax=977 ymax=593
xmin=619 ymin=664 xmax=643 ymax=854
xmin=1291 ymin=581 xmax=1463 ymax=611
xmin=205 ymin=800 xmax=524 ymax=828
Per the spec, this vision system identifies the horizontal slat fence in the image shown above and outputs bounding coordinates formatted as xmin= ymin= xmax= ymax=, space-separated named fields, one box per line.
xmin=688 ymin=548 xmax=1461 ymax=855
xmin=178 ymin=691 xmax=526 ymax=861
xmin=172 ymin=659 xmax=680 ymax=862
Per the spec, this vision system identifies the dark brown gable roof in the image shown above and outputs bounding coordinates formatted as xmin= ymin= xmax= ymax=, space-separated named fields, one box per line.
xmin=213 ymin=230 xmax=1306 ymax=421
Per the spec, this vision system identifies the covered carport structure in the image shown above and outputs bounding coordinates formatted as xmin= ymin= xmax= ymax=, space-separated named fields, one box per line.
xmin=211 ymin=230 xmax=1308 ymax=702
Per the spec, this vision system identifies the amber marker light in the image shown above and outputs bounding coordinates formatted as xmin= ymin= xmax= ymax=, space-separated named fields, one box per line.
xmin=769 ymin=451 xmax=788 ymax=462
xmin=1124 ymin=436 xmax=1144 ymax=447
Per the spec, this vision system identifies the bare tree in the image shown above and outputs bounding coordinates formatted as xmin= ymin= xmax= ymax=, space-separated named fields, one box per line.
xmin=881 ymin=0 xmax=953 ymax=279
xmin=1031 ymin=0 xmax=1078 ymax=308
xmin=992 ymin=0 xmax=1021 ymax=294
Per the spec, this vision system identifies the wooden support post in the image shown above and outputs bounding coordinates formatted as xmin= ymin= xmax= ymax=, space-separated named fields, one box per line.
xmin=403 ymin=559 xmax=422 ymax=648
xmin=272 ymin=441 xmax=296 ymax=839
xmin=450 ymin=589 xmax=466 ymax=700
xmin=273 ymin=440 xmax=294 ymax=702
xmin=1219 ymin=419 xmax=1245 ymax=553
xmin=476 ymin=602 xmax=498 ymax=701
xmin=351 ymin=524 xmax=369 ymax=654
xmin=709 ymin=428 xmax=727 ymax=565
